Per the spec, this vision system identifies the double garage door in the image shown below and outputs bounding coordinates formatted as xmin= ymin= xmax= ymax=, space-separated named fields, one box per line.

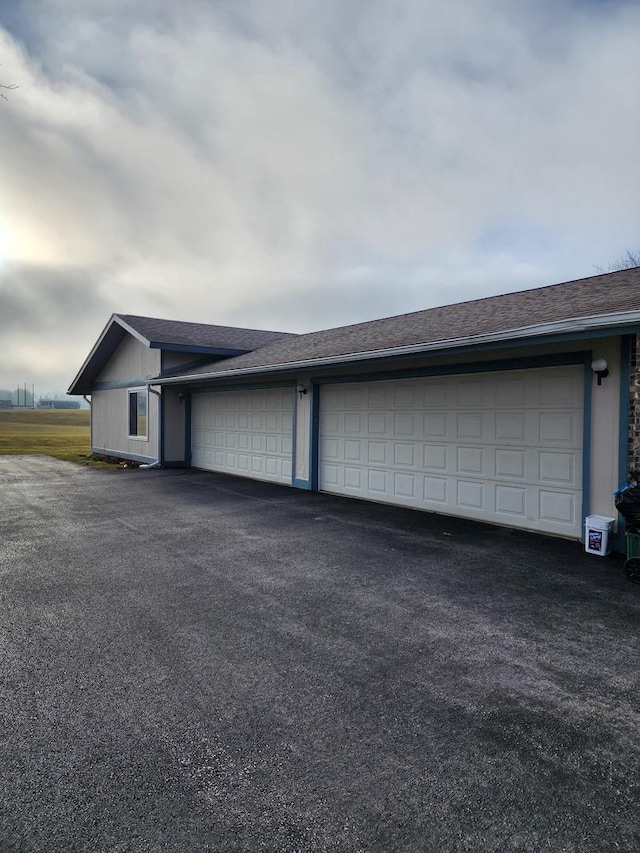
xmin=319 ymin=367 xmax=584 ymax=538
xmin=191 ymin=388 xmax=293 ymax=485
xmin=190 ymin=367 xmax=584 ymax=538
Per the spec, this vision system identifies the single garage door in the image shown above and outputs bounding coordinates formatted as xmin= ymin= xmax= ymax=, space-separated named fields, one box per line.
xmin=191 ymin=388 xmax=293 ymax=484
xmin=319 ymin=367 xmax=584 ymax=537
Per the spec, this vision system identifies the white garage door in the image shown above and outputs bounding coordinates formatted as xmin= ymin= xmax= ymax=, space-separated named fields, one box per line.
xmin=319 ymin=367 xmax=584 ymax=537
xmin=191 ymin=388 xmax=293 ymax=484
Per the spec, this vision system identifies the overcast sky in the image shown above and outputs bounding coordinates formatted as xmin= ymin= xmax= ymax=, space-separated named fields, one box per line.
xmin=1 ymin=0 xmax=639 ymax=396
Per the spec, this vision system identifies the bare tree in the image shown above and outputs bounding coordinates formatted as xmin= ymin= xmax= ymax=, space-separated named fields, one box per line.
xmin=0 ymin=83 xmax=18 ymax=101
xmin=595 ymin=250 xmax=640 ymax=274
xmin=0 ymin=66 xmax=17 ymax=100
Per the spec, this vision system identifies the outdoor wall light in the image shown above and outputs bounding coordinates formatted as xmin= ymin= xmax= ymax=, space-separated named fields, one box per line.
xmin=297 ymin=384 xmax=308 ymax=397
xmin=591 ymin=358 xmax=609 ymax=385
xmin=177 ymin=392 xmax=186 ymax=402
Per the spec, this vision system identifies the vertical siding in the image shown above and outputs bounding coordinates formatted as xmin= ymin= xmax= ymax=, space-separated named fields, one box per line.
xmin=91 ymin=388 xmax=158 ymax=461
xmin=92 ymin=388 xmax=159 ymax=461
xmin=294 ymin=377 xmax=312 ymax=483
xmin=91 ymin=335 xmax=160 ymax=461
xmin=97 ymin=335 xmax=160 ymax=382
xmin=588 ymin=338 xmax=620 ymax=519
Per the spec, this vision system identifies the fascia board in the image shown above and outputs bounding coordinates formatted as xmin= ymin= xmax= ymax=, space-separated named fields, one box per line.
xmin=66 ymin=315 xmax=126 ymax=395
xmin=113 ymin=316 xmax=153 ymax=347
xmin=154 ymin=309 xmax=640 ymax=386
xmin=148 ymin=342 xmax=250 ymax=356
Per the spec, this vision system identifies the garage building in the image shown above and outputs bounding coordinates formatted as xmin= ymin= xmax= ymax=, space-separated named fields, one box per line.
xmin=68 ymin=267 xmax=640 ymax=543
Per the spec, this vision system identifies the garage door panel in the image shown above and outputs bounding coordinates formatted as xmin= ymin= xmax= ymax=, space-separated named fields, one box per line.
xmin=457 ymin=413 xmax=485 ymax=440
xmin=393 ymin=413 xmax=415 ymax=436
xmin=495 ymin=412 xmax=526 ymax=442
xmin=424 ymin=413 xmax=447 ymax=438
xmin=191 ymin=388 xmax=293 ymax=485
xmin=394 ymin=443 xmax=415 ymax=467
xmin=495 ymin=484 xmax=527 ymax=517
xmin=539 ymin=489 xmax=576 ymax=525
xmin=424 ymin=476 xmax=447 ymax=503
xmin=368 ymin=387 xmax=387 ymax=407
xmin=457 ymin=380 xmax=484 ymax=406
xmin=424 ymin=382 xmax=447 ymax=406
xmin=368 ymin=414 xmax=387 ymax=434
xmin=495 ymin=448 xmax=526 ymax=479
xmin=424 ymin=444 xmax=447 ymax=471
xmin=368 ymin=441 xmax=387 ymax=464
xmin=539 ymin=451 xmax=576 ymax=485
xmin=319 ymin=367 xmax=583 ymax=537
xmin=393 ymin=384 xmax=416 ymax=407
xmin=539 ymin=412 xmax=578 ymax=443
xmin=457 ymin=480 xmax=485 ymax=510
xmin=457 ymin=446 xmax=484 ymax=475
xmin=495 ymin=377 xmax=527 ymax=405
xmin=394 ymin=472 xmax=417 ymax=499
xmin=539 ymin=373 xmax=580 ymax=405
xmin=367 ymin=469 xmax=387 ymax=494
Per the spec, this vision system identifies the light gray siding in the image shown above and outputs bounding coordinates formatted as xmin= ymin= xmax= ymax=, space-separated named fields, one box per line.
xmin=92 ymin=388 xmax=159 ymax=463
xmin=97 ymin=334 xmax=160 ymax=382
xmin=91 ymin=336 xmax=161 ymax=462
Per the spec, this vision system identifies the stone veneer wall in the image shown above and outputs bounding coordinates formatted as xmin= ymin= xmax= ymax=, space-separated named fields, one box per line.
xmin=629 ymin=335 xmax=640 ymax=476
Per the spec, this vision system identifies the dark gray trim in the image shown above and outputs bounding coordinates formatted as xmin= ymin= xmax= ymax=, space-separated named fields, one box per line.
xmin=313 ymin=351 xmax=590 ymax=386
xmin=149 ymin=342 xmax=250 ymax=356
xmin=91 ymin=447 xmax=157 ymax=464
xmin=185 ymin=394 xmax=192 ymax=467
xmin=93 ymin=377 xmax=156 ymax=391
xmin=188 ymin=380 xmax=297 ymax=394
xmin=159 ymin=356 xmax=226 ymax=377
xmin=581 ymin=359 xmax=593 ymax=542
xmin=153 ymin=327 xmax=639 ymax=386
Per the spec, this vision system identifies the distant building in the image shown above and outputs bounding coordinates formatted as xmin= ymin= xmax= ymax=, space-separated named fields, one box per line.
xmin=0 ymin=399 xmax=13 ymax=409
xmin=37 ymin=399 xmax=81 ymax=410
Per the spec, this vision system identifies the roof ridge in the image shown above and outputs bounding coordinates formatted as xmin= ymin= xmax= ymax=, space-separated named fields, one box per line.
xmin=307 ymin=266 xmax=640 ymax=335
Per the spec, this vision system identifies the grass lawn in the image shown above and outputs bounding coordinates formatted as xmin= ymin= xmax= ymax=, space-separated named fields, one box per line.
xmin=0 ymin=409 xmax=100 ymax=466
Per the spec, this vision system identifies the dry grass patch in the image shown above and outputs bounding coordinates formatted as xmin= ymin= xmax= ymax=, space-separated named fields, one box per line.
xmin=0 ymin=409 xmax=102 ymax=466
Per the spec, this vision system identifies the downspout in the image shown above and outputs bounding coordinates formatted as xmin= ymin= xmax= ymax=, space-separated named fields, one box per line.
xmin=84 ymin=395 xmax=92 ymax=456
xmin=140 ymin=385 xmax=162 ymax=469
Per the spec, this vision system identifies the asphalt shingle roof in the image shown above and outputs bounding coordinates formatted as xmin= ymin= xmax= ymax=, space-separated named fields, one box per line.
xmin=159 ymin=267 xmax=640 ymax=379
xmin=118 ymin=314 xmax=296 ymax=351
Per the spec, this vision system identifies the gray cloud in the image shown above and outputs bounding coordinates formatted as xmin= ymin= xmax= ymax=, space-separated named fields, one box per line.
xmin=0 ymin=263 xmax=113 ymax=390
xmin=0 ymin=0 xmax=639 ymax=393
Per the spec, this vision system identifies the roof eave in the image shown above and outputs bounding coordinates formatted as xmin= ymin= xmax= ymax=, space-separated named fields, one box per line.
xmin=153 ymin=309 xmax=640 ymax=386
xmin=148 ymin=342 xmax=250 ymax=356
xmin=66 ymin=315 xmax=131 ymax=395
xmin=66 ymin=314 xmax=256 ymax=394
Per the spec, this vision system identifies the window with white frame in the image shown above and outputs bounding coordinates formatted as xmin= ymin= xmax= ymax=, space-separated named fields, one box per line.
xmin=128 ymin=388 xmax=148 ymax=439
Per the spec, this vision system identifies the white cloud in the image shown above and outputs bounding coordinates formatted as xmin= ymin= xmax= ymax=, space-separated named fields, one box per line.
xmin=0 ymin=0 xmax=639 ymax=392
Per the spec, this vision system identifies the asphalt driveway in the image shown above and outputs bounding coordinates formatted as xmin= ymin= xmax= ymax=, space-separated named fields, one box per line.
xmin=1 ymin=456 xmax=638 ymax=852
